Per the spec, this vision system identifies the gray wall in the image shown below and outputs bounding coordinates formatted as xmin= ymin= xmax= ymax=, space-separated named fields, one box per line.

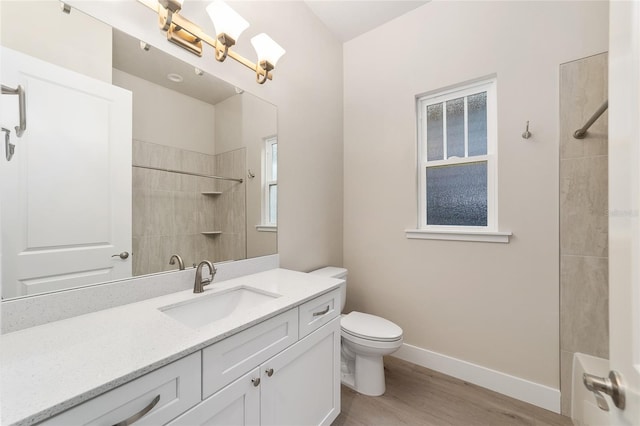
xmin=559 ymin=52 xmax=609 ymax=415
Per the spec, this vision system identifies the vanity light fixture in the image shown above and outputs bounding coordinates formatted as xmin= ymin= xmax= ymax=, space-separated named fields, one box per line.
xmin=251 ymin=33 xmax=286 ymax=84
xmin=138 ymin=0 xmax=285 ymax=84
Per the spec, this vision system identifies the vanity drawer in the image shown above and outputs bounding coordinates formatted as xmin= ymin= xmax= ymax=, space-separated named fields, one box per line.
xmin=40 ymin=352 xmax=201 ymax=426
xmin=202 ymin=308 xmax=298 ymax=398
xmin=298 ymin=289 xmax=340 ymax=338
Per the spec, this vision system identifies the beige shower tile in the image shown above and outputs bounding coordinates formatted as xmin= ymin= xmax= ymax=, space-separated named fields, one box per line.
xmin=560 ymin=156 xmax=608 ymax=257
xmin=132 ymin=139 xmax=150 ymax=166
xmin=198 ymin=194 xmax=216 ymax=231
xmin=560 ymin=255 xmax=609 ymax=357
xmin=560 ymin=53 xmax=608 ymax=159
xmin=174 ymin=191 xmax=198 ymax=235
xmin=560 ymin=350 xmax=574 ymax=417
xmin=132 ymin=166 xmax=150 ymax=190
xmin=132 ymin=237 xmax=150 ymax=277
xmin=149 ymin=190 xmax=175 ymax=237
xmin=146 ymin=236 xmax=165 ymax=274
xmin=181 ymin=150 xmax=200 ymax=174
xmin=132 ymin=188 xmax=151 ymax=237
xmin=164 ymin=145 xmax=181 ymax=171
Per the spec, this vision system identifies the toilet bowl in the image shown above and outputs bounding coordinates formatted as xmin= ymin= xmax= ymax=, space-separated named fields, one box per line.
xmin=309 ymin=267 xmax=403 ymax=396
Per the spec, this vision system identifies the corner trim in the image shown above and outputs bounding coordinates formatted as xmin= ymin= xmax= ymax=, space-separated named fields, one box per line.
xmin=393 ymin=343 xmax=561 ymax=414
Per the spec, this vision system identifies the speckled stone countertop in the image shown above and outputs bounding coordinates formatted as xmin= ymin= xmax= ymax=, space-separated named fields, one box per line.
xmin=0 ymin=268 xmax=342 ymax=426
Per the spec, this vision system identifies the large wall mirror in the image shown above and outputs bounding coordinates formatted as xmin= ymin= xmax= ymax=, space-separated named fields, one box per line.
xmin=0 ymin=1 xmax=277 ymax=300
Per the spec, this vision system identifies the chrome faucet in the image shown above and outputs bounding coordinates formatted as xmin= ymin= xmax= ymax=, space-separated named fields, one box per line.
xmin=169 ymin=254 xmax=185 ymax=270
xmin=194 ymin=260 xmax=216 ymax=293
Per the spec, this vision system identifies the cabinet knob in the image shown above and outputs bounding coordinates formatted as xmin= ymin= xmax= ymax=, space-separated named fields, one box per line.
xmin=265 ymin=368 xmax=274 ymax=377
xmin=252 ymin=377 xmax=261 ymax=387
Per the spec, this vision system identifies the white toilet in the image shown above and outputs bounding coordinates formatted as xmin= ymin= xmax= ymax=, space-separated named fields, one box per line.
xmin=310 ymin=267 xmax=403 ymax=396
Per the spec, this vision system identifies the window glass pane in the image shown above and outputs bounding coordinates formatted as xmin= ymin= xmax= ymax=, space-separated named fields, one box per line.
xmin=426 ymin=162 xmax=487 ymax=226
xmin=271 ymin=143 xmax=278 ymax=180
xmin=468 ymin=92 xmax=487 ymax=156
xmin=269 ymin=184 xmax=277 ymax=223
xmin=426 ymin=103 xmax=443 ymax=161
xmin=446 ymin=97 xmax=465 ymax=158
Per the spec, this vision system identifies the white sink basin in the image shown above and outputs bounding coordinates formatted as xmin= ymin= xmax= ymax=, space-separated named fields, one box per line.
xmin=160 ymin=287 xmax=281 ymax=329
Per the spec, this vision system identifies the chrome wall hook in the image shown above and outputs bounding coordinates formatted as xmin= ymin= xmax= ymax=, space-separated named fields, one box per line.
xmin=522 ymin=121 xmax=532 ymax=139
xmin=2 ymin=127 xmax=15 ymax=161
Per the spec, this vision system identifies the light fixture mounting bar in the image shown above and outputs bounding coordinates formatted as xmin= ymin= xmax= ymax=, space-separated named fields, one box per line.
xmin=140 ymin=0 xmax=272 ymax=81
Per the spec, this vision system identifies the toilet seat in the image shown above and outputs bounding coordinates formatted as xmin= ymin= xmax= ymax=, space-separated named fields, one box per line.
xmin=341 ymin=311 xmax=403 ymax=342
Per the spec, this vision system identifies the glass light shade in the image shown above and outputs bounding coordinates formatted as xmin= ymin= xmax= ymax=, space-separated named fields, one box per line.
xmin=251 ymin=33 xmax=286 ymax=67
xmin=206 ymin=0 xmax=249 ymax=42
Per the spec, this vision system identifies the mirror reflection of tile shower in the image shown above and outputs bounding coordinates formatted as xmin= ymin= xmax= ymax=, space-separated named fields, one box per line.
xmin=131 ymin=140 xmax=246 ymax=276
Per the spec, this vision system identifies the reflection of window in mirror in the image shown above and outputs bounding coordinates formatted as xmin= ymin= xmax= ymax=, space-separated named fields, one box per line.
xmin=264 ymin=136 xmax=278 ymax=227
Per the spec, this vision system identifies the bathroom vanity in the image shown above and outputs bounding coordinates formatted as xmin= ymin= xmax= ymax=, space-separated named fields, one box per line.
xmin=0 ymin=269 xmax=342 ymax=426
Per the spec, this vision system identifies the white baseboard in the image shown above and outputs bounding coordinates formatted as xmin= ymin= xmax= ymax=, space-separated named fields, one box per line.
xmin=394 ymin=343 xmax=561 ymax=414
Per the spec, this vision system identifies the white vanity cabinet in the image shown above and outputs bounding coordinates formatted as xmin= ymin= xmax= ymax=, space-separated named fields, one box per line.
xmin=168 ymin=316 xmax=341 ymax=426
xmin=168 ymin=288 xmax=341 ymax=426
xmin=22 ymin=284 xmax=341 ymax=426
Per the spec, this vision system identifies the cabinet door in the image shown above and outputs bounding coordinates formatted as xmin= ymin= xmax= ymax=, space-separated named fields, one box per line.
xmin=167 ymin=368 xmax=260 ymax=426
xmin=260 ymin=317 xmax=340 ymax=426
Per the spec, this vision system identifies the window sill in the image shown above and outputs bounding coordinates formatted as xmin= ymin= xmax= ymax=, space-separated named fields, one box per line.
xmin=256 ymin=225 xmax=277 ymax=233
xmin=405 ymin=228 xmax=512 ymax=243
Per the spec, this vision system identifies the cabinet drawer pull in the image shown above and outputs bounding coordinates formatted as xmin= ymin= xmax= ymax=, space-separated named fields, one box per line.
xmin=252 ymin=377 xmax=261 ymax=387
xmin=313 ymin=305 xmax=330 ymax=317
xmin=112 ymin=394 xmax=160 ymax=426
xmin=265 ymin=368 xmax=274 ymax=377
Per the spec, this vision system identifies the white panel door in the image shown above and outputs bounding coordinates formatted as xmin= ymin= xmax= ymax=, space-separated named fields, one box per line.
xmin=0 ymin=47 xmax=132 ymax=298
xmin=260 ymin=317 xmax=341 ymax=426
xmin=608 ymin=1 xmax=640 ymax=424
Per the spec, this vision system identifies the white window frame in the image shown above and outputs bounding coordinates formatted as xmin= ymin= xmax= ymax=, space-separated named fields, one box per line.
xmin=407 ymin=77 xmax=511 ymax=243
xmin=260 ymin=136 xmax=277 ymax=230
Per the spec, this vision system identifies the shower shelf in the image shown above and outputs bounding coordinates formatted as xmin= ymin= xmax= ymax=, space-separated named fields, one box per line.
xmin=201 ymin=231 xmax=222 ymax=236
xmin=201 ymin=191 xmax=222 ymax=196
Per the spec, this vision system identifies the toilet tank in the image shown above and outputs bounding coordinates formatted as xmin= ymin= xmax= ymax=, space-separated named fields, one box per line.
xmin=309 ymin=267 xmax=347 ymax=312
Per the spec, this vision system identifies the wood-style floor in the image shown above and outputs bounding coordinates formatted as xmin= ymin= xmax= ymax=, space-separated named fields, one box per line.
xmin=333 ymin=356 xmax=572 ymax=426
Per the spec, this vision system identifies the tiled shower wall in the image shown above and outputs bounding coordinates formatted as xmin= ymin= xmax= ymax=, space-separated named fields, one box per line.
xmin=559 ymin=52 xmax=608 ymax=415
xmin=132 ymin=140 xmax=246 ymax=276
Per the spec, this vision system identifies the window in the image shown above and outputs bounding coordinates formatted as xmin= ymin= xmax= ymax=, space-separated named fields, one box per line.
xmin=263 ymin=136 xmax=277 ymax=227
xmin=408 ymin=78 xmax=509 ymax=243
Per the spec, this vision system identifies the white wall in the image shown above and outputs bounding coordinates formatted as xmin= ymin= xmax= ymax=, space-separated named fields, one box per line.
xmin=0 ymin=0 xmax=112 ymax=83
xmin=242 ymin=93 xmax=278 ymax=258
xmin=214 ymin=95 xmax=243 ymax=155
xmin=214 ymin=92 xmax=278 ymax=258
xmin=343 ymin=0 xmax=608 ymax=390
xmin=68 ymin=0 xmax=344 ymax=271
xmin=113 ymin=69 xmax=216 ymax=155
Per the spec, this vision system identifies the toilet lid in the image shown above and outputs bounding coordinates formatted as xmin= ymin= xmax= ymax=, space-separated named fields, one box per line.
xmin=341 ymin=311 xmax=403 ymax=342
